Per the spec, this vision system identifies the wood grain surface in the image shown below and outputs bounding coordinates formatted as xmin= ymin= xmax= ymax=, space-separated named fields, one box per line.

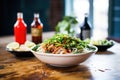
xmin=0 ymin=32 xmax=120 ymax=80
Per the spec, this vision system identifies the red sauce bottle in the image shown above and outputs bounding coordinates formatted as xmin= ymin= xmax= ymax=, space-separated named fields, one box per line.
xmin=31 ymin=13 xmax=43 ymax=44
xmin=14 ymin=12 xmax=27 ymax=44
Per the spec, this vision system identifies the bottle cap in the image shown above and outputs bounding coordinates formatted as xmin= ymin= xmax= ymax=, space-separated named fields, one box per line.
xmin=34 ymin=13 xmax=39 ymax=18
xmin=85 ymin=13 xmax=88 ymax=17
xmin=17 ymin=12 xmax=23 ymax=18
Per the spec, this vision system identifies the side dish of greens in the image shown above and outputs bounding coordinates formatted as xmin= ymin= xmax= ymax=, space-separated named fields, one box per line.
xmin=32 ymin=34 xmax=96 ymax=54
xmin=84 ymin=38 xmax=114 ymax=46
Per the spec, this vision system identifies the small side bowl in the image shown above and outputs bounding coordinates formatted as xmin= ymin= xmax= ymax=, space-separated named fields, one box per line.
xmin=6 ymin=48 xmax=34 ymax=57
xmin=31 ymin=45 xmax=97 ymax=67
xmin=95 ymin=44 xmax=114 ymax=51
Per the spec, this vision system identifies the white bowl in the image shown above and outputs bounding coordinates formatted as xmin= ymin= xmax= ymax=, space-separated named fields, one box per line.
xmin=31 ymin=45 xmax=97 ymax=67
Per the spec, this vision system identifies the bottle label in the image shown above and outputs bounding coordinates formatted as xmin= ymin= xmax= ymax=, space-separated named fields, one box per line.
xmin=82 ymin=30 xmax=90 ymax=40
xmin=31 ymin=28 xmax=42 ymax=37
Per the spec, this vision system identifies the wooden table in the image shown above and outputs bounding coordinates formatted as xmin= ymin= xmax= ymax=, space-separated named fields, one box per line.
xmin=0 ymin=32 xmax=120 ymax=80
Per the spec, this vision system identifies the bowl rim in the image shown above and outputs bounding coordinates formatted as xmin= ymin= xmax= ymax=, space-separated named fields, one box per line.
xmin=6 ymin=48 xmax=31 ymax=53
xmin=94 ymin=44 xmax=114 ymax=47
xmin=31 ymin=45 xmax=98 ymax=57
xmin=34 ymin=51 xmax=95 ymax=57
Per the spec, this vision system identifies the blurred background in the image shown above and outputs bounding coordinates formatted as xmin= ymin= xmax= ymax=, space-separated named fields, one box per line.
xmin=0 ymin=0 xmax=120 ymax=41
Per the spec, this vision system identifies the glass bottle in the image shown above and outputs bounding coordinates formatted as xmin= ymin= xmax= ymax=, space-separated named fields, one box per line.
xmin=31 ymin=13 xmax=43 ymax=44
xmin=80 ymin=13 xmax=91 ymax=40
xmin=14 ymin=12 xmax=27 ymax=44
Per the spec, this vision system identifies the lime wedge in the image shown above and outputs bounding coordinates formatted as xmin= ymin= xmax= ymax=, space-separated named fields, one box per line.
xmin=6 ymin=42 xmax=19 ymax=50
xmin=24 ymin=41 xmax=36 ymax=48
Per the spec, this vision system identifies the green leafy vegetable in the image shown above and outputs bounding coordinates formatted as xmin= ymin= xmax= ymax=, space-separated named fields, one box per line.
xmin=32 ymin=44 xmax=40 ymax=51
xmin=32 ymin=34 xmax=96 ymax=54
xmin=55 ymin=16 xmax=78 ymax=37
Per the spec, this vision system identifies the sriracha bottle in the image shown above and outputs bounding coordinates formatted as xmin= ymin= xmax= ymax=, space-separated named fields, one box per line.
xmin=14 ymin=12 xmax=27 ymax=44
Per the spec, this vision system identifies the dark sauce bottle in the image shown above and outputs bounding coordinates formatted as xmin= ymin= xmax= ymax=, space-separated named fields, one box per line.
xmin=80 ymin=13 xmax=91 ymax=40
xmin=31 ymin=13 xmax=43 ymax=44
